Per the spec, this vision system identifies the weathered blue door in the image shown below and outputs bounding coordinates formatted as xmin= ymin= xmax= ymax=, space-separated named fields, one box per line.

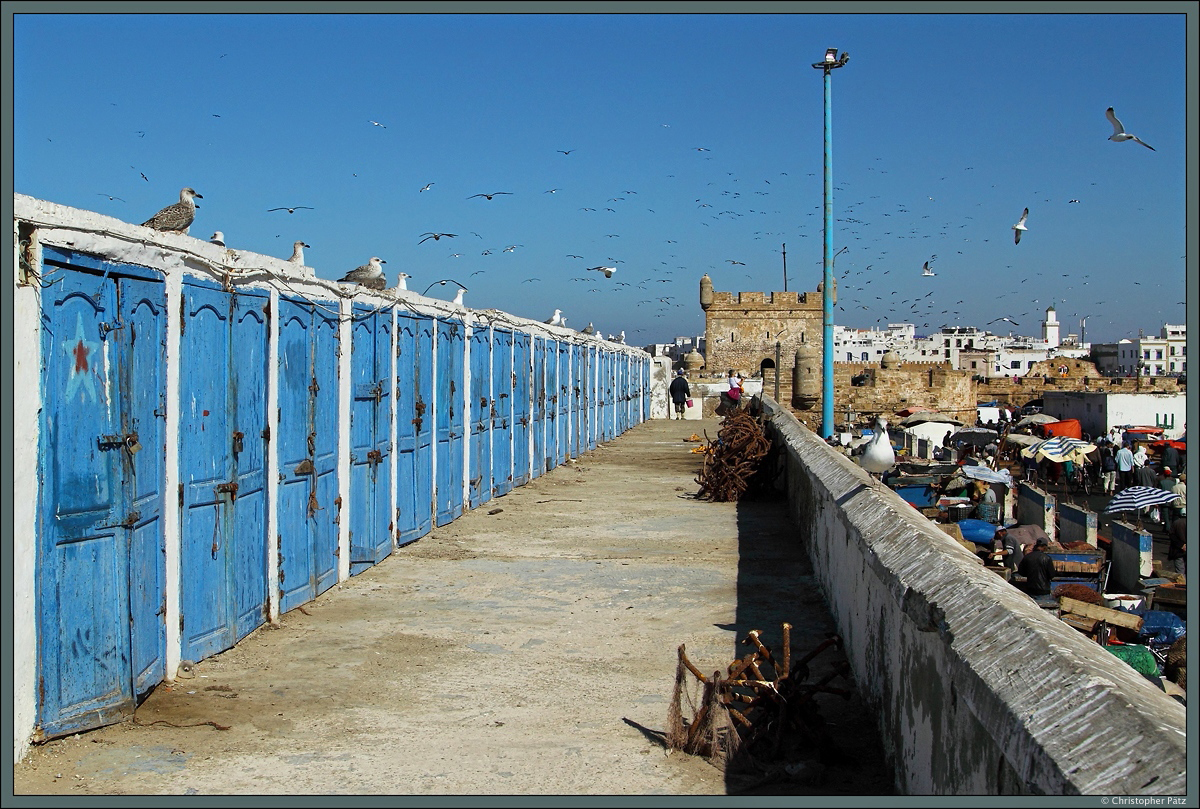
xmin=544 ymin=340 xmax=560 ymax=472
xmin=569 ymin=343 xmax=582 ymax=459
xmin=349 ymin=304 xmax=392 ymax=575
xmin=436 ymin=318 xmax=465 ymax=526
xmin=36 ymin=252 xmax=167 ymax=739
xmin=468 ymin=327 xmax=492 ymax=509
xmin=512 ymin=332 xmax=531 ymax=486
xmin=395 ymin=312 xmax=434 ymax=545
xmin=531 ymin=336 xmax=546 ymax=478
xmin=602 ymin=351 xmax=615 ymax=442
xmin=276 ymin=297 xmax=340 ymax=614
xmin=491 ymin=329 xmax=514 ymax=497
xmin=585 ymin=345 xmax=598 ymax=450
xmin=179 ymin=280 xmax=269 ymax=664
xmin=556 ymin=341 xmax=571 ymax=464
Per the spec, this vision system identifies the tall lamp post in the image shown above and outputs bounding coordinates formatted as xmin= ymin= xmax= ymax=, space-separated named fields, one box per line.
xmin=813 ymin=47 xmax=849 ymax=439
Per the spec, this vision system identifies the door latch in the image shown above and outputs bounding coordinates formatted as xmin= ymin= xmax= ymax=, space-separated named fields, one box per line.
xmin=232 ymin=431 xmax=244 ymax=453
xmin=216 ymin=481 xmax=239 ymax=500
xmin=367 ymin=449 xmax=382 ymax=464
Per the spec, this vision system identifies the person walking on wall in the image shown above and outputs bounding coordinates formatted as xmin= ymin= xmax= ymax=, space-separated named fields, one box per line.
xmin=1099 ymin=442 xmax=1117 ymax=495
xmin=720 ymin=369 xmax=742 ymax=411
xmin=669 ymin=369 xmax=690 ymax=420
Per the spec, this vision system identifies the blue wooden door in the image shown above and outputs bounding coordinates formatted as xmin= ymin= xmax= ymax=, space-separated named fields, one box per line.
xmin=468 ymin=328 xmax=492 ymax=509
xmin=512 ymin=332 xmax=531 ymax=487
xmin=491 ymin=329 xmax=514 ymax=497
xmin=36 ymin=254 xmax=166 ymax=738
xmin=603 ymin=351 xmax=615 ymax=442
xmin=179 ymin=281 xmax=269 ymax=664
xmin=544 ymin=340 xmax=559 ymax=472
xmin=349 ymin=304 xmax=393 ymax=575
xmin=436 ymin=318 xmax=465 ymax=526
xmin=585 ymin=345 xmax=597 ymax=450
xmin=531 ymin=337 xmax=546 ymax=478
xmin=276 ymin=297 xmax=339 ymax=614
xmin=571 ymin=344 xmax=584 ymax=458
xmin=395 ymin=313 xmax=434 ymax=545
xmin=556 ymin=342 xmax=570 ymax=464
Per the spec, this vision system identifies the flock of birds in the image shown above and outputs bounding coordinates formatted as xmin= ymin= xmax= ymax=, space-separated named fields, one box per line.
xmin=128 ymin=104 xmax=1162 ymax=345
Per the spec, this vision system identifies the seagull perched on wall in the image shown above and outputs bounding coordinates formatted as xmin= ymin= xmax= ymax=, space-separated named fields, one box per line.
xmin=545 ymin=309 xmax=563 ymax=326
xmin=393 ymin=272 xmax=411 ymax=291
xmin=287 ymin=241 xmax=310 ymax=264
xmin=858 ymin=417 xmax=896 ymax=479
xmin=1011 ymin=207 xmax=1029 ymax=245
xmin=141 ymin=187 xmax=201 ymax=234
xmin=338 ymin=257 xmax=387 ymax=290
xmin=580 ymin=322 xmax=595 ymax=335
xmin=210 ymin=231 xmax=226 ymax=247
xmin=452 ymin=287 xmax=466 ymax=306
xmin=1106 ymin=107 xmax=1156 ymax=151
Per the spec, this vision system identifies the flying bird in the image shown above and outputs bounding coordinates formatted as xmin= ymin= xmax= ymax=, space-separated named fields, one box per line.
xmin=587 ymin=266 xmax=617 ymax=278
xmin=922 ymin=262 xmax=936 ymax=277
xmin=557 ymin=150 xmax=575 ymax=155
xmin=338 ymin=257 xmax=387 ymax=291
xmin=727 ymin=260 xmax=746 ymax=265
xmin=545 ymin=188 xmax=561 ymax=193
xmin=1011 ymin=207 xmax=1029 ymax=244
xmin=96 ymin=193 xmax=125 ymax=202
xmin=988 ymin=316 xmax=1020 ymax=327
xmin=419 ymin=183 xmax=434 ymax=192
xmin=468 ymin=192 xmax=512 ymax=200
xmin=267 ymin=206 xmax=314 ymax=214
xmin=287 ymin=241 xmax=311 ymax=264
xmin=419 ymin=232 xmax=457 ymax=244
xmin=369 ymin=120 xmax=387 ymax=128
xmin=1105 ymin=107 xmax=1155 ymax=150
xmin=210 ymin=231 xmax=226 ymax=247
xmin=141 ymin=187 xmax=201 ymax=234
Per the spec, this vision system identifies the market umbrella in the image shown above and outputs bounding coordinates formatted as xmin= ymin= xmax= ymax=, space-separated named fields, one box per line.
xmin=950 ymin=427 xmax=999 ymax=446
xmin=1003 ymin=433 xmax=1041 ymax=447
xmin=1016 ymin=413 xmax=1058 ymax=428
xmin=897 ymin=412 xmax=964 ymax=428
xmin=1020 ymin=436 xmax=1097 ymax=464
xmin=1104 ymin=486 xmax=1181 ymax=514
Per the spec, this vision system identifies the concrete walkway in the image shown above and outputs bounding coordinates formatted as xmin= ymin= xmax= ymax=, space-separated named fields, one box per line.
xmin=11 ymin=418 xmax=893 ymax=798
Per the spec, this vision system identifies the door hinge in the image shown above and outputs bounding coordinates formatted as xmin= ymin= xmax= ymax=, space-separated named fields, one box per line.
xmin=178 ymin=483 xmax=184 ymax=507
xmin=262 ymin=425 xmax=270 ymax=443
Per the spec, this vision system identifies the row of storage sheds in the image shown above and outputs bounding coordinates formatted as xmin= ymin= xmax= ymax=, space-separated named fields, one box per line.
xmin=12 ymin=194 xmax=651 ymax=752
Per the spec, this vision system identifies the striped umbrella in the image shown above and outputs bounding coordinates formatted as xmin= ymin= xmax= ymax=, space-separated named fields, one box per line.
xmin=1104 ymin=486 xmax=1181 ymax=514
xmin=1020 ymin=436 xmax=1096 ymax=464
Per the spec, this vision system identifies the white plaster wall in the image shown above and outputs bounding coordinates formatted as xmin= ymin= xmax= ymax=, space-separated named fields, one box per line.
xmin=1043 ymin=390 xmax=1187 ymax=440
xmin=12 ymin=227 xmax=41 ymax=765
xmin=760 ymin=396 xmax=1185 ymax=795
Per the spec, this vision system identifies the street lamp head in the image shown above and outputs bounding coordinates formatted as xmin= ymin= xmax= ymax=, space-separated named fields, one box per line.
xmin=813 ymin=48 xmax=849 ymax=71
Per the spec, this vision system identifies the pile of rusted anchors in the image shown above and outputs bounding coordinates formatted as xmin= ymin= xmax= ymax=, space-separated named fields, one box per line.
xmin=670 ymin=624 xmax=853 ymax=761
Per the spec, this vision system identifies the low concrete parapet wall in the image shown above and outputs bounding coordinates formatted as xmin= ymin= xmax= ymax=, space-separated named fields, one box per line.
xmin=1016 ymin=482 xmax=1057 ymax=542
xmin=757 ymin=396 xmax=1185 ymax=795
xmin=1109 ymin=521 xmax=1155 ymax=593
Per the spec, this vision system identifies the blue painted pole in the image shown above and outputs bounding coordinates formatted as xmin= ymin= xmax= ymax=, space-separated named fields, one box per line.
xmin=821 ymin=67 xmax=835 ymax=439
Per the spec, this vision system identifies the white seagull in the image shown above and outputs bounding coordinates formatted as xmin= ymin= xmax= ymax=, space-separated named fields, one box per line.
xmin=988 ymin=316 xmax=1019 ymax=327
xmin=210 ymin=231 xmax=226 ymax=247
xmin=287 ymin=241 xmax=310 ymax=264
xmin=922 ymin=261 xmax=936 ymax=277
xmin=393 ymin=272 xmax=411 ymax=291
xmin=1012 ymin=207 xmax=1029 ymax=245
xmin=452 ymin=287 xmax=466 ymax=306
xmin=859 ymin=417 xmax=896 ymax=478
xmin=1106 ymin=107 xmax=1156 ymax=151
xmin=338 ymin=257 xmax=387 ymax=291
xmin=544 ymin=309 xmax=563 ymax=326
xmin=587 ymin=265 xmax=617 ymax=278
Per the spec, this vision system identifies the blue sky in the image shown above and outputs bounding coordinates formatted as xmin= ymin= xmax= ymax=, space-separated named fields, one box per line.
xmin=11 ymin=7 xmax=1193 ymax=347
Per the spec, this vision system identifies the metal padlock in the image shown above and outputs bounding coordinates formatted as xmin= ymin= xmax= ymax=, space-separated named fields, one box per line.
xmin=125 ymin=432 xmax=142 ymax=454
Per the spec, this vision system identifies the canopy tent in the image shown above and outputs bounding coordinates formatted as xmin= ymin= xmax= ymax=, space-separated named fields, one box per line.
xmin=1020 ymin=436 xmax=1097 ymax=464
xmin=950 ymin=427 xmax=999 ymax=446
xmin=1016 ymin=413 xmax=1058 ymax=428
xmin=898 ymin=412 xmax=964 ymax=428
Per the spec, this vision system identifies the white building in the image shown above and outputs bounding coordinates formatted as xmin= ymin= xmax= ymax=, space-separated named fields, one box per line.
xmin=1043 ymin=390 xmax=1187 ymax=440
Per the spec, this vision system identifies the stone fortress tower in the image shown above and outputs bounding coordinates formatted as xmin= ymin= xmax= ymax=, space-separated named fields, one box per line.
xmin=699 ymin=273 xmax=828 ymax=402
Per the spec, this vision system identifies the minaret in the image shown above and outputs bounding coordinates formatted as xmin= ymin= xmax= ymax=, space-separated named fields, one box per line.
xmin=1042 ymin=304 xmax=1060 ymax=348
